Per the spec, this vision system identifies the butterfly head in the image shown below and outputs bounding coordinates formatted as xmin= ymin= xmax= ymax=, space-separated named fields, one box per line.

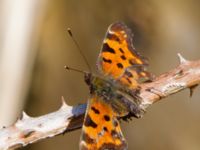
xmin=84 ymin=72 xmax=114 ymax=97
xmin=84 ymin=72 xmax=93 ymax=86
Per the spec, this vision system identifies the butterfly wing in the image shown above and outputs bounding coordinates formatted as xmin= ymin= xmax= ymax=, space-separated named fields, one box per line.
xmin=97 ymin=22 xmax=151 ymax=88
xmin=80 ymin=95 xmax=127 ymax=150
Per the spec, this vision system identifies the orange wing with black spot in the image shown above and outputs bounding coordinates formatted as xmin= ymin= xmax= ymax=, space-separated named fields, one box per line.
xmin=97 ymin=22 xmax=151 ymax=88
xmin=80 ymin=22 xmax=152 ymax=150
xmin=80 ymin=95 xmax=127 ymax=150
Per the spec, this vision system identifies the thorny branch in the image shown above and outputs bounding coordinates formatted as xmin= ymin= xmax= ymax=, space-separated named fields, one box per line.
xmin=0 ymin=54 xmax=200 ymax=150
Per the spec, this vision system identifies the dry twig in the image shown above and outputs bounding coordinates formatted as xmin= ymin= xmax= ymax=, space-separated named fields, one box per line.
xmin=0 ymin=54 xmax=199 ymax=150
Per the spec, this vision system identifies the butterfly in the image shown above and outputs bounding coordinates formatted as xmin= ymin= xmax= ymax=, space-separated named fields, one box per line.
xmin=79 ymin=22 xmax=151 ymax=150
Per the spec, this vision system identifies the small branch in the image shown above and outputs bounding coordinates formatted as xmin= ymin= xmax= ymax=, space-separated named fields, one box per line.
xmin=139 ymin=54 xmax=200 ymax=108
xmin=0 ymin=54 xmax=200 ymax=150
xmin=0 ymin=102 xmax=86 ymax=150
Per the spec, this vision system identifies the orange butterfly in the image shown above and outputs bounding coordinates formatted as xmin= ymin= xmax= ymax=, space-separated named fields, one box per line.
xmin=79 ymin=22 xmax=151 ymax=150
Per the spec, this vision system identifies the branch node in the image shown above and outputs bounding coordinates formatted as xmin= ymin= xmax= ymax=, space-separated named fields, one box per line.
xmin=177 ymin=53 xmax=188 ymax=64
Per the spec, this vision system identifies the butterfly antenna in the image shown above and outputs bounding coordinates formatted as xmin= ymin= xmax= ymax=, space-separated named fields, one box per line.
xmin=67 ymin=28 xmax=92 ymax=72
xmin=64 ymin=65 xmax=86 ymax=74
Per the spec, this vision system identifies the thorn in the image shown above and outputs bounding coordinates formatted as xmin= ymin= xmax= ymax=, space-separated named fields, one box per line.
xmin=64 ymin=65 xmax=69 ymax=70
xmin=177 ymin=53 xmax=188 ymax=64
xmin=189 ymin=84 xmax=198 ymax=97
xmin=60 ymin=96 xmax=70 ymax=110
xmin=15 ymin=112 xmax=31 ymax=127
xmin=67 ymin=28 xmax=73 ymax=37
xmin=22 ymin=111 xmax=30 ymax=120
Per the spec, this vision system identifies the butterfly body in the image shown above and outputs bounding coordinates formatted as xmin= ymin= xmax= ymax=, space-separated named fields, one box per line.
xmin=85 ymin=73 xmax=145 ymax=118
xmin=79 ymin=22 xmax=152 ymax=150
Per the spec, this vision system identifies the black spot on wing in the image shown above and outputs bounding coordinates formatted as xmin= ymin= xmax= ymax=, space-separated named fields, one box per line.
xmin=103 ymin=57 xmax=112 ymax=64
xmin=91 ymin=106 xmax=100 ymax=114
xmin=99 ymin=143 xmax=122 ymax=150
xmin=99 ymin=143 xmax=117 ymax=150
xmin=103 ymin=126 xmax=108 ymax=132
xmin=129 ymin=59 xmax=135 ymax=65
xmin=98 ymin=139 xmax=127 ymax=150
xmin=104 ymin=115 xmax=110 ymax=121
xmin=117 ymin=63 xmax=123 ymax=69
xmin=120 ymin=55 xmax=126 ymax=60
xmin=82 ymin=132 xmax=95 ymax=144
xmin=102 ymin=43 xmax=115 ymax=54
xmin=107 ymin=33 xmax=120 ymax=43
xmin=119 ymin=48 xmax=124 ymax=54
xmin=111 ymin=130 xmax=123 ymax=139
xmin=111 ymin=130 xmax=119 ymax=138
xmin=84 ymin=115 xmax=97 ymax=128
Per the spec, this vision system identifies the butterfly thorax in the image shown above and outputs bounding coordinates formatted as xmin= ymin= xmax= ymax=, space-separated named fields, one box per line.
xmin=84 ymin=73 xmax=145 ymax=119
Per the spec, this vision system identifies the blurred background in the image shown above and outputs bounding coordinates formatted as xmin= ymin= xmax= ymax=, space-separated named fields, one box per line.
xmin=0 ymin=0 xmax=200 ymax=149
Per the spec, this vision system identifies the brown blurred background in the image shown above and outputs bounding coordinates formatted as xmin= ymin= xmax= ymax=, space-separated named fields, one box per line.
xmin=0 ymin=0 xmax=200 ymax=149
